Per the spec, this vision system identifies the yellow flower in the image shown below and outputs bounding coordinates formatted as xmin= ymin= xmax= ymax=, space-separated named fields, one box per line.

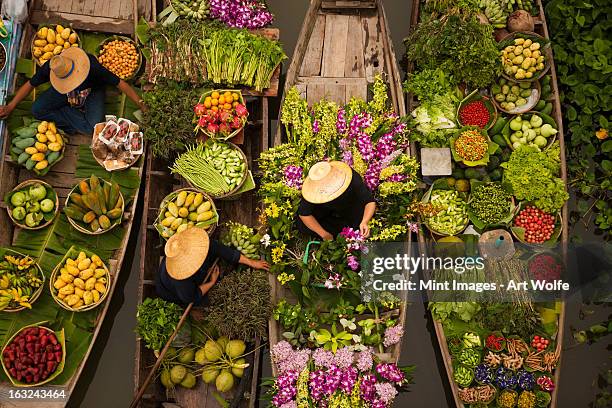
xmin=596 ymin=128 xmax=608 ymax=140
xmin=271 ymin=243 xmax=286 ymax=264
xmin=265 ymin=202 xmax=281 ymax=218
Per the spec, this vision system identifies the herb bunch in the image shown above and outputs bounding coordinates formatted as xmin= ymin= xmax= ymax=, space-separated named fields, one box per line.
xmin=136 ymin=298 xmax=183 ymax=351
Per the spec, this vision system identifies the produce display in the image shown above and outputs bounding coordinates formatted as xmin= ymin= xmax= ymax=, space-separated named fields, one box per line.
xmin=1 ymin=325 xmax=65 ymax=385
xmin=10 ymin=120 xmax=65 ymax=175
xmin=5 ymin=181 xmax=57 ymax=229
xmin=64 ymin=175 xmax=124 ymax=234
xmin=194 ymin=90 xmax=248 ymax=140
xmin=501 ymin=36 xmax=547 ymax=80
xmin=458 ymin=99 xmax=492 ymax=129
xmin=506 ymin=113 xmax=558 ymax=150
xmin=97 ymin=37 xmax=140 ymax=80
xmin=50 ymin=249 xmax=110 ymax=311
xmin=221 ymin=222 xmax=261 ymax=259
xmin=32 ymin=25 xmax=79 ymax=65
xmin=468 ymin=182 xmax=513 ymax=225
xmin=171 ymin=141 xmax=247 ymax=197
xmin=136 ymin=298 xmax=183 ymax=352
xmin=170 ymin=0 xmax=209 ymax=20
xmin=91 ymin=117 xmax=143 ymax=171
xmin=513 ymin=205 xmax=557 ymax=244
xmin=492 ymin=78 xmax=539 ymax=113
xmin=0 ymin=253 xmax=44 ymax=311
xmin=425 ymin=189 xmax=469 ymax=236
xmin=155 ymin=189 xmax=218 ymax=239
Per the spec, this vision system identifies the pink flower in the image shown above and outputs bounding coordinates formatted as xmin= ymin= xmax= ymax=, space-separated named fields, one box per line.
xmin=407 ymin=222 xmax=419 ymax=233
xmin=324 ymin=273 xmax=342 ymax=289
xmin=209 ymin=0 xmax=273 ymax=29
xmin=333 ymin=347 xmax=354 ymax=369
xmin=364 ymin=161 xmax=382 ymax=190
xmin=347 ymin=255 xmax=359 ymax=271
xmin=356 ymin=348 xmax=374 ymax=372
xmin=336 ymin=108 xmax=347 ymax=134
xmin=283 ymin=165 xmax=303 ymax=189
xmin=312 ymin=119 xmax=320 ymax=133
xmin=312 ymin=348 xmax=335 ymax=369
xmin=376 ymin=363 xmax=405 ymax=383
xmin=383 ymin=325 xmax=404 ymax=348
xmin=375 ymin=382 xmax=398 ymax=404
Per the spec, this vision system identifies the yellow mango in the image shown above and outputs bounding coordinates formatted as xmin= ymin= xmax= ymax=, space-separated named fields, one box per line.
xmin=66 ymin=294 xmax=80 ymax=307
xmin=78 ymin=251 xmax=87 ymax=261
xmin=48 ymin=122 xmax=57 ymax=133
xmin=94 ymin=282 xmax=106 ymax=294
xmin=31 ymin=152 xmax=45 ymax=162
xmin=33 ymin=48 xmax=43 ymax=57
xmin=64 ymin=42 xmax=70 ymax=49
xmin=61 ymin=28 xmax=71 ymax=40
xmin=78 ymin=258 xmax=92 ymax=271
xmin=73 ymin=278 xmax=85 ymax=290
xmin=59 ymin=284 xmax=74 ymax=296
xmin=55 ymin=37 xmax=65 ymax=46
xmin=85 ymin=277 xmax=96 ymax=291
xmin=53 ymin=279 xmax=67 ymax=290
xmin=197 ymin=211 xmax=213 ymax=222
xmin=66 ymin=258 xmax=76 ymax=266
xmin=53 ymin=45 xmax=63 ymax=55
xmin=37 ymin=121 xmax=48 ymax=133
xmin=69 ymin=32 xmax=78 ymax=44
xmin=33 ymin=39 xmax=47 ymax=47
xmin=56 ymin=292 xmax=66 ymax=300
xmin=47 ymin=29 xmax=56 ymax=44
xmin=60 ymin=273 xmax=74 ymax=283
xmin=92 ymin=290 xmax=100 ymax=303
xmin=35 ymin=160 xmax=48 ymax=171
xmin=47 ymin=142 xmax=62 ymax=152
xmin=73 ymin=299 xmax=84 ymax=309
xmin=24 ymin=147 xmax=38 ymax=155
xmin=43 ymin=44 xmax=55 ymax=53
xmin=35 ymin=142 xmax=48 ymax=152
xmin=37 ymin=27 xmax=48 ymax=39
xmin=97 ymin=277 xmax=107 ymax=284
xmin=66 ymin=264 xmax=80 ymax=276
xmin=41 ymin=52 xmax=54 ymax=60
xmin=91 ymin=254 xmax=102 ymax=266
xmin=79 ymin=268 xmax=94 ymax=280
xmin=74 ymin=287 xmax=84 ymax=298
xmin=36 ymin=133 xmax=48 ymax=143
xmin=55 ymin=24 xmax=65 ymax=34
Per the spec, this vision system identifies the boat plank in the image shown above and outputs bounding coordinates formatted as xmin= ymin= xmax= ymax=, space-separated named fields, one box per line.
xmin=362 ymin=13 xmax=384 ymax=82
xmin=306 ymin=83 xmax=325 ymax=106
xmin=299 ymin=13 xmax=326 ymax=77
xmin=321 ymin=14 xmax=350 ymax=77
xmin=345 ymin=80 xmax=368 ymax=101
xmin=344 ymin=15 xmax=365 ymax=78
xmin=324 ymin=83 xmax=346 ymax=105
xmin=30 ymin=10 xmax=135 ymax=35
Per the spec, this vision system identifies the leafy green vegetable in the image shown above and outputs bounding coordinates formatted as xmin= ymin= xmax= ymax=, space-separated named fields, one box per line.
xmin=501 ymin=142 xmax=569 ymax=213
xmin=429 ymin=302 xmax=482 ymax=324
xmin=403 ymin=67 xmax=458 ymax=102
xmin=136 ymin=298 xmax=183 ymax=351
xmin=409 ymin=92 xmax=459 ymax=147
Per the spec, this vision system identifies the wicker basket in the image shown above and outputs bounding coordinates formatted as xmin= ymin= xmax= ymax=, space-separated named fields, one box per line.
xmin=491 ymin=79 xmax=541 ymax=115
xmin=457 ymin=90 xmax=498 ymax=131
xmin=499 ymin=31 xmax=552 ymax=83
xmin=195 ymin=89 xmax=248 ymax=141
xmin=49 ymin=246 xmax=111 ymax=312
xmin=91 ymin=122 xmax=142 ymax=172
xmin=1 ymin=323 xmax=65 ymax=387
xmin=95 ymin=35 xmax=142 ymax=81
xmin=31 ymin=24 xmax=82 ymax=67
xmin=511 ymin=202 xmax=563 ymax=247
xmin=0 ymin=249 xmax=45 ymax=313
xmin=5 ymin=179 xmax=59 ymax=230
xmin=154 ymin=188 xmax=219 ymax=240
xmin=65 ymin=178 xmax=125 ymax=235
xmin=502 ymin=111 xmax=558 ymax=151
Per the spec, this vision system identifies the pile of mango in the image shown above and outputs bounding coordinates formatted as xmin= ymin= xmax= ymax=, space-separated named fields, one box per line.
xmin=11 ymin=120 xmax=64 ymax=174
xmin=52 ymin=251 xmax=108 ymax=310
xmin=64 ymin=175 xmax=123 ymax=233
xmin=158 ymin=190 xmax=217 ymax=239
xmin=32 ymin=25 xmax=79 ymax=65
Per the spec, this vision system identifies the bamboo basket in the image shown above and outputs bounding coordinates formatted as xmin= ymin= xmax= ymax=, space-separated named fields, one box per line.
xmin=153 ymin=188 xmax=219 ymax=240
xmin=49 ymin=246 xmax=111 ymax=312
xmin=0 ymin=322 xmax=65 ymax=386
xmin=499 ymin=31 xmax=552 ymax=83
xmin=195 ymin=89 xmax=248 ymax=141
xmin=65 ymin=178 xmax=125 ymax=235
xmin=30 ymin=24 xmax=82 ymax=67
xmin=0 ymin=249 xmax=45 ymax=313
xmin=95 ymin=35 xmax=143 ymax=82
xmin=491 ymin=79 xmax=542 ymax=115
xmin=5 ymin=179 xmax=59 ymax=230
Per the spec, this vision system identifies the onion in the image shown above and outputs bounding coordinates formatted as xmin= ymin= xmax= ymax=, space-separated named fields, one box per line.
xmin=507 ymin=10 xmax=534 ymax=32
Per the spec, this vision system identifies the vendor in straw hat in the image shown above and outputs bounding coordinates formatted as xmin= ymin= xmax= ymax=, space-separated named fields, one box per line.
xmin=297 ymin=161 xmax=376 ymax=240
xmin=0 ymin=47 xmax=145 ymax=134
xmin=156 ymin=228 xmax=269 ymax=306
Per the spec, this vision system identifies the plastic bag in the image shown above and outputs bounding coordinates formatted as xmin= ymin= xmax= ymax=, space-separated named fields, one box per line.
xmin=1 ymin=0 xmax=28 ymax=24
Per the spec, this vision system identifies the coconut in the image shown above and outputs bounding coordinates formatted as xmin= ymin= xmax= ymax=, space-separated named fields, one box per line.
xmin=215 ymin=369 xmax=235 ymax=393
xmin=160 ymin=368 xmax=173 ymax=389
xmin=231 ymin=358 xmax=247 ymax=378
xmin=180 ymin=372 xmax=197 ymax=389
xmin=195 ymin=348 xmax=208 ymax=364
xmin=204 ymin=340 xmax=223 ymax=362
xmin=494 ymin=28 xmax=510 ymax=42
xmin=170 ymin=364 xmax=187 ymax=384
xmin=165 ymin=346 xmax=177 ymax=361
xmin=216 ymin=336 xmax=230 ymax=351
xmin=225 ymin=340 xmax=246 ymax=359
xmin=202 ymin=367 xmax=220 ymax=384
xmin=507 ymin=10 xmax=534 ymax=32
xmin=178 ymin=347 xmax=195 ymax=364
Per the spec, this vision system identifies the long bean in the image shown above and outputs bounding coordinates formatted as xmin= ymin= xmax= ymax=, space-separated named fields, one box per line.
xmin=170 ymin=144 xmax=229 ymax=194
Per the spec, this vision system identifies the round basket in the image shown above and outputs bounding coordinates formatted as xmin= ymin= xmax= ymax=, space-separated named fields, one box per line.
xmin=421 ymin=185 xmax=470 ymax=237
xmin=1 ymin=250 xmax=45 ymax=313
xmin=91 ymin=121 xmax=142 ymax=172
xmin=499 ymin=31 xmax=552 ymax=83
xmin=511 ymin=202 xmax=563 ymax=247
xmin=5 ymin=180 xmax=59 ymax=230
xmin=195 ymin=89 xmax=248 ymax=141
xmin=31 ymin=24 xmax=82 ymax=67
xmin=154 ymin=188 xmax=219 ymax=240
xmin=95 ymin=35 xmax=142 ymax=81
xmin=491 ymin=79 xmax=541 ymax=115
xmin=450 ymin=127 xmax=498 ymax=167
xmin=0 ymin=42 xmax=7 ymax=74
xmin=503 ymin=111 xmax=558 ymax=151
xmin=64 ymin=179 xmax=125 ymax=235
xmin=1 ymin=323 xmax=65 ymax=387
xmin=49 ymin=247 xmax=111 ymax=312
xmin=457 ymin=90 xmax=498 ymax=131
xmin=186 ymin=141 xmax=249 ymax=199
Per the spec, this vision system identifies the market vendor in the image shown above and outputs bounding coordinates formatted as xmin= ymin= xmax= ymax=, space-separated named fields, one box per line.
xmin=297 ymin=161 xmax=376 ymax=240
xmin=156 ymin=228 xmax=269 ymax=306
xmin=0 ymin=47 xmax=145 ymax=135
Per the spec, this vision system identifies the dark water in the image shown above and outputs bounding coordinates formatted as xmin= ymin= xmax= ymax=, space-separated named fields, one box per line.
xmin=72 ymin=1 xmax=610 ymax=407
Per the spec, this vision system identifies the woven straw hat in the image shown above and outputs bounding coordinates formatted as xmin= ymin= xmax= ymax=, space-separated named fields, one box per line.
xmin=49 ymin=47 xmax=90 ymax=94
xmin=302 ymin=161 xmax=353 ymax=204
xmin=165 ymin=228 xmax=210 ymax=280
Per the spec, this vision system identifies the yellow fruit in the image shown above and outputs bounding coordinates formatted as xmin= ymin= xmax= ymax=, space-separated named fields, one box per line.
xmin=46 ymin=132 xmax=57 ymax=143
xmin=53 ymin=45 xmax=63 ymax=55
xmin=55 ymin=133 xmax=63 ymax=145
xmin=91 ymin=254 xmax=102 ymax=266
xmin=30 ymin=152 xmax=45 ymax=162
xmin=69 ymin=32 xmax=78 ymax=44
xmin=47 ymin=30 xmax=56 ymax=44
xmin=66 ymin=264 xmax=80 ymax=276
xmin=35 ymin=142 xmax=48 ymax=152
xmin=94 ymin=282 xmax=106 ymax=293
xmin=197 ymin=211 xmax=213 ymax=222
xmin=177 ymin=223 xmax=189 ymax=233
xmin=161 ymin=216 xmax=176 ymax=227
xmin=33 ymin=48 xmax=43 ymax=57
xmin=79 ymin=268 xmax=94 ymax=280
xmin=53 ymin=279 xmax=67 ymax=290
xmin=73 ymin=299 xmax=84 ymax=309
xmin=38 ymin=121 xmax=48 ymax=133
xmin=47 ymin=142 xmax=62 ymax=152
xmin=36 ymin=133 xmax=48 ymax=143
xmin=78 ymin=258 xmax=92 ymax=270
xmin=59 ymin=284 xmax=74 ymax=296
xmin=185 ymin=192 xmax=196 ymax=207
xmin=178 ymin=207 xmax=189 ymax=218
xmin=74 ymin=287 xmax=84 ymax=298
xmin=175 ymin=191 xmax=187 ymax=207
xmin=37 ymin=27 xmax=48 ymax=39
xmin=83 ymin=291 xmax=93 ymax=305
xmin=71 ymin=43 xmax=79 ymax=47
xmin=85 ymin=277 xmax=96 ymax=291
xmin=64 ymin=42 xmax=70 ymax=49
xmin=193 ymin=193 xmax=204 ymax=207
xmin=35 ymin=160 xmax=48 ymax=171
xmin=167 ymin=202 xmax=179 ymax=217
xmin=197 ymin=201 xmax=212 ymax=213
xmin=60 ymin=273 xmax=74 ymax=283
xmin=73 ymin=278 xmax=85 ymax=290
xmin=66 ymin=259 xmax=76 ymax=266
xmin=170 ymin=218 xmax=183 ymax=231
xmin=56 ymin=25 xmax=65 ymax=34
xmin=61 ymin=28 xmax=71 ymax=40
xmin=94 ymin=268 xmax=106 ymax=279
xmin=33 ymin=39 xmax=47 ymax=47
xmin=56 ymin=37 xmax=65 ymax=46
xmin=25 ymin=147 xmax=38 ymax=155
xmin=92 ymin=290 xmax=100 ymax=303
xmin=56 ymin=292 xmax=66 ymax=300
xmin=42 ymin=52 xmax=54 ymax=60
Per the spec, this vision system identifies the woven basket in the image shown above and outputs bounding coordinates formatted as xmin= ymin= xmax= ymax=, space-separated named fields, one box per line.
xmin=499 ymin=31 xmax=552 ymax=83
xmin=0 ymin=249 xmax=45 ymax=313
xmin=91 ymin=122 xmax=142 ymax=172
xmin=195 ymin=89 xmax=248 ymax=141
xmin=491 ymin=79 xmax=541 ymax=115
xmin=65 ymin=178 xmax=125 ymax=235
xmin=31 ymin=24 xmax=82 ymax=67
xmin=49 ymin=246 xmax=111 ymax=312
xmin=95 ymin=35 xmax=143 ymax=81
xmin=154 ymin=188 xmax=219 ymax=240
xmin=457 ymin=90 xmax=498 ymax=131
xmin=5 ymin=179 xmax=59 ymax=230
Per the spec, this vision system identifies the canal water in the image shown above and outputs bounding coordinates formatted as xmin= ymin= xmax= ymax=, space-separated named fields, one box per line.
xmin=72 ymin=1 xmax=610 ymax=407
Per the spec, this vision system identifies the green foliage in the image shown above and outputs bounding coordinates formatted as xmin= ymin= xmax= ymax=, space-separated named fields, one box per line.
xmin=545 ymin=0 xmax=612 ymax=237
xmin=403 ymin=67 xmax=458 ymax=102
xmin=404 ymin=13 xmax=501 ymax=88
xmin=501 ymin=142 xmax=569 ymax=213
xmin=429 ymin=302 xmax=482 ymax=324
xmin=136 ymin=298 xmax=183 ymax=351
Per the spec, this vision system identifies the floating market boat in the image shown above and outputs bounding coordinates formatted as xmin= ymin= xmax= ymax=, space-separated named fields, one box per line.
xmin=268 ymin=0 xmax=412 ymax=372
xmin=407 ymin=0 xmax=568 ymax=406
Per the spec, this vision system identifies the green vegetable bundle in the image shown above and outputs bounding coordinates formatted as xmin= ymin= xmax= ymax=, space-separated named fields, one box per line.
xmin=221 ymin=221 xmax=261 ymax=259
xmin=136 ymin=298 xmax=183 ymax=351
xmin=468 ymin=182 xmax=513 ymax=225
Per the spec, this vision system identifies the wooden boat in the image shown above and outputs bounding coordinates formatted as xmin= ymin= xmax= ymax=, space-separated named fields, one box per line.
xmin=407 ymin=1 xmax=568 ymax=406
xmin=133 ymin=96 xmax=271 ymax=407
xmin=268 ymin=0 xmax=412 ymax=372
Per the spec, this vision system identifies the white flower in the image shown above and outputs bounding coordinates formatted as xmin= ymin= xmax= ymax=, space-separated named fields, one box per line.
xmin=260 ymin=233 xmax=271 ymax=248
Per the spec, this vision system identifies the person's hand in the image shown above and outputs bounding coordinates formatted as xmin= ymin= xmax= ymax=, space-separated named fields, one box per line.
xmin=208 ymin=264 xmax=221 ymax=283
xmin=248 ymin=258 xmax=270 ymax=271
xmin=321 ymin=231 xmax=334 ymax=241
xmin=0 ymin=105 xmax=13 ymax=119
xmin=359 ymin=222 xmax=370 ymax=238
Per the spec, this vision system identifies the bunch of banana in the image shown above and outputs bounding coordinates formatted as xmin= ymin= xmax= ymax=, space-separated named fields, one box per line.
xmin=158 ymin=190 xmax=217 ymax=239
xmin=515 ymin=0 xmax=534 ymax=12
xmin=53 ymin=251 xmax=108 ymax=310
xmin=32 ymin=24 xmax=79 ymax=65
xmin=479 ymin=0 xmax=508 ymax=28
xmin=0 ymin=254 xmax=43 ymax=311
xmin=64 ymin=175 xmax=123 ymax=233
xmin=221 ymin=222 xmax=261 ymax=259
xmin=171 ymin=0 xmax=209 ymax=20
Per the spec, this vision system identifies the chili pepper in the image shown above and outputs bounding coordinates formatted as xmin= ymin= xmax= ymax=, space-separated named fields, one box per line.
xmin=514 ymin=206 xmax=556 ymax=243
xmin=454 ymin=130 xmax=488 ymax=161
xmin=486 ymin=333 xmax=505 ymax=351
xmin=459 ymin=100 xmax=490 ymax=128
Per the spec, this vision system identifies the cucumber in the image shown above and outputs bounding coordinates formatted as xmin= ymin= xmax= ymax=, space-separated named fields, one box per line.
xmin=489 ymin=117 xmax=507 ymax=135
xmin=534 ymin=100 xmax=546 ymax=111
xmin=14 ymin=138 xmax=36 ymax=149
xmin=541 ymin=102 xmax=553 ymax=115
xmin=17 ymin=152 xmax=30 ymax=165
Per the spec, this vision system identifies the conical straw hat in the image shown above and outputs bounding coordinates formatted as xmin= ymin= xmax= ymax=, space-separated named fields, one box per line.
xmin=301 ymin=161 xmax=352 ymax=204
xmin=49 ymin=47 xmax=90 ymax=94
xmin=165 ymin=228 xmax=210 ymax=280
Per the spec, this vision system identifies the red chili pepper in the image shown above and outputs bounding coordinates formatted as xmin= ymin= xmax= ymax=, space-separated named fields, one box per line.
xmin=459 ymin=100 xmax=490 ymax=128
xmin=486 ymin=334 xmax=505 ymax=350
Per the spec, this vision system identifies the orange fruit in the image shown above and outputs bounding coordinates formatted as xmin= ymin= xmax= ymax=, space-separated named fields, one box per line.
xmin=204 ymin=100 xmax=212 ymax=108
xmin=232 ymin=93 xmax=239 ymax=101
xmin=211 ymin=106 xmax=218 ymax=111
xmin=218 ymin=96 xmax=226 ymax=105
xmin=224 ymin=91 xmax=232 ymax=100
xmin=224 ymin=103 xmax=232 ymax=110
xmin=211 ymin=91 xmax=220 ymax=99
xmin=211 ymin=98 xmax=218 ymax=106
xmin=232 ymin=101 xmax=239 ymax=107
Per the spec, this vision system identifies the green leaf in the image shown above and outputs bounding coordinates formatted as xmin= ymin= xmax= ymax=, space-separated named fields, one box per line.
xmin=602 ymin=140 xmax=612 ymax=153
xmin=601 ymin=160 xmax=612 ymax=172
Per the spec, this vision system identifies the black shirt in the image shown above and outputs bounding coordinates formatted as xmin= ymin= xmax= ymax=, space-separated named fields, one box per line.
xmin=156 ymin=240 xmax=241 ymax=306
xmin=30 ymin=53 xmax=120 ymax=90
xmin=298 ymin=169 xmax=375 ymax=225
